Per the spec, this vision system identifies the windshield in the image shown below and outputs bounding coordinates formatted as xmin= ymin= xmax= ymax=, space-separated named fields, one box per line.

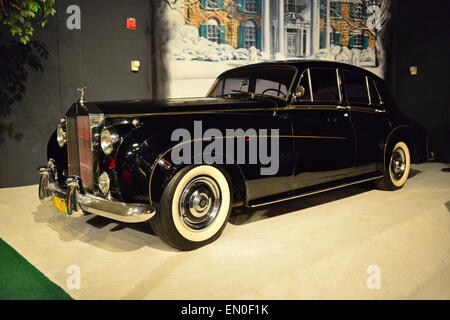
xmin=207 ymin=66 xmax=297 ymax=100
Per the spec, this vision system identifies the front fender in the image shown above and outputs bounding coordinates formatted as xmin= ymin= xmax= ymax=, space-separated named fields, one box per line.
xmin=118 ymin=124 xmax=248 ymax=207
xmin=114 ymin=120 xmax=173 ymax=203
xmin=47 ymin=129 xmax=68 ymax=170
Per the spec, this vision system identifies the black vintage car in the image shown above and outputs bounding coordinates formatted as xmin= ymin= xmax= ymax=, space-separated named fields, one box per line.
xmin=39 ymin=61 xmax=431 ymax=250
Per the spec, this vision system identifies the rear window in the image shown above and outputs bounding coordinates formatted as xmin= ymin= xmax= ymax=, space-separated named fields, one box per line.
xmin=343 ymin=70 xmax=370 ymax=105
xmin=309 ymin=68 xmax=341 ymax=103
xmin=368 ymin=78 xmax=382 ymax=105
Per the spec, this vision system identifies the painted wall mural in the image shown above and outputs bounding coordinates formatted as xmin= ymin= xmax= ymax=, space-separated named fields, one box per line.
xmin=162 ymin=0 xmax=390 ymax=98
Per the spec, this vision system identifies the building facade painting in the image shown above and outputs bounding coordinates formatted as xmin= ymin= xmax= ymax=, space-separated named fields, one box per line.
xmin=165 ymin=0 xmax=388 ymax=97
xmin=177 ymin=0 xmax=263 ymax=49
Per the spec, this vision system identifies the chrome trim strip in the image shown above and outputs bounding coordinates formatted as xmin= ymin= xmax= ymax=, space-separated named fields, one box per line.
xmin=337 ymin=69 xmax=343 ymax=103
xmin=44 ymin=181 xmax=155 ymax=223
xmin=366 ymin=76 xmax=372 ymax=105
xmin=109 ymin=103 xmax=380 ymax=118
xmin=249 ymin=175 xmax=384 ymax=208
xmin=308 ymin=69 xmax=314 ymax=102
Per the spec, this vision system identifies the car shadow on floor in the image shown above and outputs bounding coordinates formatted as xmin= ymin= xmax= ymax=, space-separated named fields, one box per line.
xmin=31 ymin=202 xmax=177 ymax=253
xmin=229 ymin=168 xmax=423 ymax=226
xmin=31 ymin=169 xmax=423 ymax=252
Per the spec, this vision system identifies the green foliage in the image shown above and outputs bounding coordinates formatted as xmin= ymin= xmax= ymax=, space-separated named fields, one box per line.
xmin=0 ymin=0 xmax=56 ymax=44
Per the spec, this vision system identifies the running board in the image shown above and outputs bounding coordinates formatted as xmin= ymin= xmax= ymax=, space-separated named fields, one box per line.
xmin=249 ymin=175 xmax=384 ymax=208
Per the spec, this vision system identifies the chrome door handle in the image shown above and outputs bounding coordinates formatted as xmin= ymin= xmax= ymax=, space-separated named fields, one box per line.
xmin=375 ymin=109 xmax=386 ymax=113
xmin=337 ymin=106 xmax=351 ymax=110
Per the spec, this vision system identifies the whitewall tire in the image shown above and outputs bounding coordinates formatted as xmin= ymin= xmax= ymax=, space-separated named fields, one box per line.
xmin=376 ymin=141 xmax=411 ymax=191
xmin=151 ymin=165 xmax=232 ymax=251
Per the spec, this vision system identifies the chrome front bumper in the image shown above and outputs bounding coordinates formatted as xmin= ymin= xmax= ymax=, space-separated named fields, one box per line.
xmin=38 ymin=166 xmax=156 ymax=223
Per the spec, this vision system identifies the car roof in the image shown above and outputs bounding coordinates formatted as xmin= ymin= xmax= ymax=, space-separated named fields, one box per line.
xmin=221 ymin=59 xmax=384 ymax=82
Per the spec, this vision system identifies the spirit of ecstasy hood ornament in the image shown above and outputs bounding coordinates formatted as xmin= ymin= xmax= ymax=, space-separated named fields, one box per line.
xmin=77 ymin=87 xmax=87 ymax=109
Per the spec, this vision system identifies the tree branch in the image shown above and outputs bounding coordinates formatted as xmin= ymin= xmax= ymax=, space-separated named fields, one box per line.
xmin=0 ymin=0 xmax=10 ymax=18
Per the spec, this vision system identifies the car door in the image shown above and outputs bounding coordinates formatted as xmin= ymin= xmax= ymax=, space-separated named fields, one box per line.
xmin=281 ymin=67 xmax=355 ymax=190
xmin=341 ymin=69 xmax=391 ymax=175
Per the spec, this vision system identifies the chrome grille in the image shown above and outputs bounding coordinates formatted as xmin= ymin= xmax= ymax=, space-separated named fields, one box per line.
xmin=67 ymin=115 xmax=80 ymax=177
xmin=77 ymin=115 xmax=94 ymax=190
xmin=67 ymin=115 xmax=94 ymax=191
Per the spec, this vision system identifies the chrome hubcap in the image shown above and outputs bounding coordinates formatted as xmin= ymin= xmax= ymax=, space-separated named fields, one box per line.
xmin=179 ymin=176 xmax=221 ymax=231
xmin=391 ymin=148 xmax=406 ymax=180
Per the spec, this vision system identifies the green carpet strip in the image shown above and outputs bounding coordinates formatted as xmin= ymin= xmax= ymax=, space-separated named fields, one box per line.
xmin=0 ymin=238 xmax=72 ymax=300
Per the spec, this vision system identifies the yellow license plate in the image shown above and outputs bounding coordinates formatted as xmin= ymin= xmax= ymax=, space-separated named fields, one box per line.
xmin=52 ymin=196 xmax=68 ymax=215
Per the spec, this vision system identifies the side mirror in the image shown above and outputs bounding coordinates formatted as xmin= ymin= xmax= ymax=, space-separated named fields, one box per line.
xmin=293 ymin=85 xmax=306 ymax=101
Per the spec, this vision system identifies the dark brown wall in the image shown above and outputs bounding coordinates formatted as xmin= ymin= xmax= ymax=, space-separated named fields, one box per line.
xmin=0 ymin=0 xmax=153 ymax=188
xmin=389 ymin=0 xmax=450 ymax=163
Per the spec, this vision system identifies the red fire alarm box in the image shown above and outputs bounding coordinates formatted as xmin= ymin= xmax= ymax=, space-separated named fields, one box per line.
xmin=127 ymin=18 xmax=136 ymax=30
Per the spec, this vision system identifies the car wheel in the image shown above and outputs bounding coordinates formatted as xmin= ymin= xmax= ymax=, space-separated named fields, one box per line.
xmin=376 ymin=141 xmax=411 ymax=191
xmin=150 ymin=165 xmax=232 ymax=251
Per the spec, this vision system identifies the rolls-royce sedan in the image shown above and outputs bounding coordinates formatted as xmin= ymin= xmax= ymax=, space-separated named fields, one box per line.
xmin=38 ymin=60 xmax=431 ymax=250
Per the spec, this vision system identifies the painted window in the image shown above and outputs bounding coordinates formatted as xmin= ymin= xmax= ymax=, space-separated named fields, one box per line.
xmin=239 ymin=0 xmax=261 ymax=13
xmin=286 ymin=0 xmax=307 ymax=13
xmin=286 ymin=0 xmax=297 ymax=13
xmin=245 ymin=0 xmax=257 ymax=12
xmin=351 ymin=32 xmax=363 ymax=49
xmin=330 ymin=27 xmax=336 ymax=46
xmin=302 ymin=29 xmax=307 ymax=55
xmin=244 ymin=20 xmax=257 ymax=49
xmin=207 ymin=18 xmax=220 ymax=43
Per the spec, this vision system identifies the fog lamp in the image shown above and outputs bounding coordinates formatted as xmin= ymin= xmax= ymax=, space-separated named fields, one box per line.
xmin=99 ymin=171 xmax=110 ymax=195
xmin=47 ymin=159 xmax=55 ymax=171
xmin=56 ymin=120 xmax=67 ymax=147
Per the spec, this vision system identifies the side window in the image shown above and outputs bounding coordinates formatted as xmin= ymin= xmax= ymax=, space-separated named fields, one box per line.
xmin=309 ymin=68 xmax=340 ymax=103
xmin=368 ymin=78 xmax=381 ymax=105
xmin=343 ymin=70 xmax=369 ymax=105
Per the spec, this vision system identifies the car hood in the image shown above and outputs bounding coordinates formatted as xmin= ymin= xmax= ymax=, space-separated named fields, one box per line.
xmin=66 ymin=97 xmax=281 ymax=116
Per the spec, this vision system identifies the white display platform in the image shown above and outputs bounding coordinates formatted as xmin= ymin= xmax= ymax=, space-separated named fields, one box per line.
xmin=0 ymin=163 xmax=449 ymax=299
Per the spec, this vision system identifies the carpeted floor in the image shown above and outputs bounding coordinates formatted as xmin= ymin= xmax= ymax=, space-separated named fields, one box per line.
xmin=0 ymin=238 xmax=72 ymax=300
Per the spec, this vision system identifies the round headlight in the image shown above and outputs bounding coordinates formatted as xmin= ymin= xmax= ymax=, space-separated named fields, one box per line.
xmin=98 ymin=171 xmax=110 ymax=195
xmin=56 ymin=122 xmax=67 ymax=147
xmin=100 ymin=127 xmax=119 ymax=155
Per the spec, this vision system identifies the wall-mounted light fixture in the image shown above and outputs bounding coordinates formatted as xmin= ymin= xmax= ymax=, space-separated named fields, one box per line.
xmin=409 ymin=66 xmax=418 ymax=76
xmin=131 ymin=60 xmax=140 ymax=72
